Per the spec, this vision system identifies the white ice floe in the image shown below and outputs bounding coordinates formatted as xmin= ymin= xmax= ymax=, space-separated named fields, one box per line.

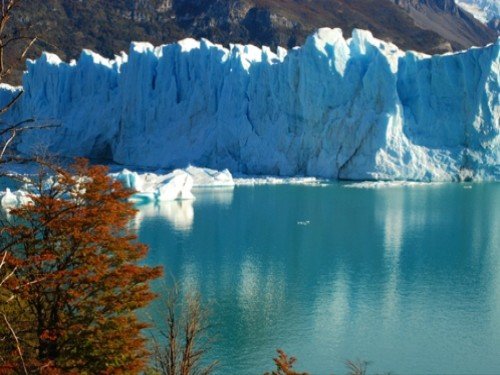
xmin=110 ymin=168 xmax=195 ymax=202
xmin=155 ymin=171 xmax=195 ymax=201
xmin=110 ymin=166 xmax=237 ymax=201
xmin=185 ymin=166 xmax=235 ymax=188
xmin=234 ymin=176 xmax=324 ymax=186
xmin=0 ymin=166 xmax=235 ymax=209
xmin=0 ymin=188 xmax=32 ymax=209
xmin=343 ymin=181 xmax=443 ymax=189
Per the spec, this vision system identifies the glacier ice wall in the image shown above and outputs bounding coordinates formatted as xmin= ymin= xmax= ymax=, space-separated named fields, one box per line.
xmin=2 ymin=28 xmax=499 ymax=181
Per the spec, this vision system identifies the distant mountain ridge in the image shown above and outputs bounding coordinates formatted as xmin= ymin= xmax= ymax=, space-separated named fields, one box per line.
xmin=455 ymin=0 xmax=500 ymax=32
xmin=6 ymin=0 xmax=498 ymax=83
xmin=455 ymin=0 xmax=499 ymax=23
xmin=390 ymin=0 xmax=497 ymax=48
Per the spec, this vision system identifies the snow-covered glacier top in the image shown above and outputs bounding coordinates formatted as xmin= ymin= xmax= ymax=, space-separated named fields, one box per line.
xmin=1 ymin=28 xmax=499 ymax=181
xmin=456 ymin=0 xmax=499 ymax=23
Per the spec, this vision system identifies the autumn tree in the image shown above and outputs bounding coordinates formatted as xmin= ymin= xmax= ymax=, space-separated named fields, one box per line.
xmin=0 ymin=159 xmax=162 ymax=373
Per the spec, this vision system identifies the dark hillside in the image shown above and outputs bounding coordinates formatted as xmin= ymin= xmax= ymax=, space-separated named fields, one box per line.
xmin=5 ymin=0 xmax=497 ymax=83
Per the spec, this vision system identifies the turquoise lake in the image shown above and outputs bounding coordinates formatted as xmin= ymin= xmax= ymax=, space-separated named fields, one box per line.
xmin=137 ymin=183 xmax=500 ymax=375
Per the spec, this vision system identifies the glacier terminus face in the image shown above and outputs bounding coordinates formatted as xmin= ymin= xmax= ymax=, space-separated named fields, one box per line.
xmin=1 ymin=28 xmax=499 ymax=181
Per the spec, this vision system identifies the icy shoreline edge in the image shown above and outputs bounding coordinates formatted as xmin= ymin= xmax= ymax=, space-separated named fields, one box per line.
xmin=1 ymin=163 xmax=493 ymax=209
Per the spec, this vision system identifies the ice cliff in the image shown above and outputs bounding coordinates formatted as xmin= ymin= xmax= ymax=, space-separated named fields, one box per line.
xmin=1 ymin=28 xmax=499 ymax=181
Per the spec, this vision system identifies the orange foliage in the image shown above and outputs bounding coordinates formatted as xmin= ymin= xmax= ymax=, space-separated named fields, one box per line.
xmin=0 ymin=159 xmax=162 ymax=373
xmin=264 ymin=349 xmax=310 ymax=375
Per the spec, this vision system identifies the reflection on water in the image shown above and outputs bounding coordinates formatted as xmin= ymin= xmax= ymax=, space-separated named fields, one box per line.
xmin=134 ymin=200 xmax=195 ymax=232
xmin=193 ymin=187 xmax=235 ymax=206
xmin=137 ymin=183 xmax=500 ymax=375
xmin=132 ymin=187 xmax=235 ymax=233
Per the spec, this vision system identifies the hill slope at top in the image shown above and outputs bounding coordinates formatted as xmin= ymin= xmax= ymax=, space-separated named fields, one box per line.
xmin=391 ymin=0 xmax=497 ymax=45
xmin=7 ymin=0 xmax=497 ymax=83
xmin=455 ymin=0 xmax=499 ymax=23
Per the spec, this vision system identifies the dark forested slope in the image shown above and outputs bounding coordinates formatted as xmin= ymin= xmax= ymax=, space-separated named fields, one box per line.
xmin=6 ymin=0 xmax=497 ymax=82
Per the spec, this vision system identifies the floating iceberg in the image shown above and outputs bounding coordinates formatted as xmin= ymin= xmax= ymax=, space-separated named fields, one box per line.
xmin=155 ymin=172 xmax=194 ymax=201
xmin=1 ymin=28 xmax=499 ymax=182
xmin=110 ymin=168 xmax=195 ymax=202
xmin=0 ymin=188 xmax=32 ymax=209
xmin=0 ymin=165 xmax=234 ymax=209
xmin=109 ymin=166 xmax=236 ymax=201
xmin=185 ymin=166 xmax=235 ymax=188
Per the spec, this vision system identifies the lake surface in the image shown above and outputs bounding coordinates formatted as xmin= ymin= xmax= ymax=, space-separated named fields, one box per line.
xmin=137 ymin=182 xmax=500 ymax=375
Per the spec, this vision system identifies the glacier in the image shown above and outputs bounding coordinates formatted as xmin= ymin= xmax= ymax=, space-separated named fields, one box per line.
xmin=1 ymin=28 xmax=499 ymax=182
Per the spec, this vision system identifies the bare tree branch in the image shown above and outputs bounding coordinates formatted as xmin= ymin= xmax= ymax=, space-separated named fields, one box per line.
xmin=0 ymin=90 xmax=22 ymax=115
xmin=0 ymin=253 xmax=17 ymax=287
xmin=2 ymin=313 xmax=28 ymax=375
xmin=0 ymin=120 xmax=59 ymax=163
xmin=19 ymin=35 xmax=37 ymax=60
xmin=151 ymin=286 xmax=218 ymax=375
xmin=0 ymin=0 xmax=44 ymax=167
xmin=0 ymin=35 xmax=34 ymax=49
xmin=0 ymin=118 xmax=34 ymax=136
